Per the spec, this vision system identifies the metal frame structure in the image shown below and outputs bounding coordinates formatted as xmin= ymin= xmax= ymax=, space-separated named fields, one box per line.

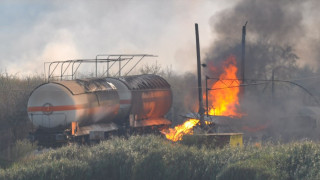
xmin=44 ymin=54 xmax=157 ymax=82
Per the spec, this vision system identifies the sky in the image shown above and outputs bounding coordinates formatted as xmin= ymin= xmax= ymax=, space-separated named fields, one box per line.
xmin=0 ymin=0 xmax=236 ymax=76
xmin=2 ymin=0 xmax=320 ymax=78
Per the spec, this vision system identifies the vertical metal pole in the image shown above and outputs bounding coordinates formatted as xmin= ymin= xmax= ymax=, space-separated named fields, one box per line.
xmin=48 ymin=63 xmax=52 ymax=82
xmin=60 ymin=63 xmax=64 ymax=80
xmin=195 ymin=23 xmax=204 ymax=124
xmin=31 ymin=113 xmax=33 ymax=133
xmin=206 ymin=76 xmax=209 ymax=117
xmin=107 ymin=61 xmax=109 ymax=77
xmin=272 ymin=69 xmax=275 ymax=103
xmin=31 ymin=113 xmax=34 ymax=146
xmin=119 ymin=60 xmax=121 ymax=77
xmin=241 ymin=21 xmax=247 ymax=83
xmin=44 ymin=63 xmax=46 ymax=82
xmin=95 ymin=56 xmax=98 ymax=77
xmin=71 ymin=64 xmax=74 ymax=80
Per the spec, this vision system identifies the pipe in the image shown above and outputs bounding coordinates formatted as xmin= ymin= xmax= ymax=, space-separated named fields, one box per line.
xmin=195 ymin=23 xmax=205 ymax=124
xmin=206 ymin=76 xmax=209 ymax=117
xmin=95 ymin=55 xmax=98 ymax=77
xmin=241 ymin=21 xmax=248 ymax=83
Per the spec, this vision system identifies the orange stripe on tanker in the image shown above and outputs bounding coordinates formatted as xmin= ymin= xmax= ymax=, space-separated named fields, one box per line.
xmin=28 ymin=99 xmax=131 ymax=112
xmin=119 ymin=99 xmax=131 ymax=104
xmin=27 ymin=104 xmax=88 ymax=112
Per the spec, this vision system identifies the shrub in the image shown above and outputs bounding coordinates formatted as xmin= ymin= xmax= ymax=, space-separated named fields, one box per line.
xmin=0 ymin=139 xmax=36 ymax=168
xmin=0 ymin=74 xmax=44 ymax=159
xmin=216 ymin=158 xmax=282 ymax=180
xmin=1 ymin=135 xmax=320 ymax=180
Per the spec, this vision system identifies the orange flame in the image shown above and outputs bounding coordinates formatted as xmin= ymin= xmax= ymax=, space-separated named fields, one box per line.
xmin=207 ymin=55 xmax=242 ymax=117
xmin=162 ymin=56 xmax=242 ymax=142
xmin=162 ymin=119 xmax=199 ymax=142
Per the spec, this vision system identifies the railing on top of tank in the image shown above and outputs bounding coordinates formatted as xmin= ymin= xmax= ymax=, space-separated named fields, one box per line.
xmin=44 ymin=54 xmax=157 ymax=82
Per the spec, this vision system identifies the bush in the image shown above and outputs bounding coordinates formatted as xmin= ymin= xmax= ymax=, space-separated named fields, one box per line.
xmin=216 ymin=158 xmax=282 ymax=180
xmin=0 ymin=74 xmax=44 ymax=157
xmin=1 ymin=135 xmax=320 ymax=180
xmin=10 ymin=140 xmax=36 ymax=162
xmin=0 ymin=139 xmax=36 ymax=168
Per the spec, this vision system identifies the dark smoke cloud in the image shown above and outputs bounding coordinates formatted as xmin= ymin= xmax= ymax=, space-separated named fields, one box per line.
xmin=205 ymin=0 xmax=307 ymax=76
xmin=204 ymin=0 xmax=320 ymax=141
xmin=205 ymin=0 xmax=320 ymax=74
xmin=213 ymin=0 xmax=305 ymax=43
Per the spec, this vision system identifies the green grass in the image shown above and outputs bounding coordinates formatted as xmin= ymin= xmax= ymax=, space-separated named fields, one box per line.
xmin=1 ymin=135 xmax=320 ymax=180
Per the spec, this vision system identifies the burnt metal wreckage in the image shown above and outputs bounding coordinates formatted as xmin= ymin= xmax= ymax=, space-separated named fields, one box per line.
xmin=28 ymin=54 xmax=173 ymax=147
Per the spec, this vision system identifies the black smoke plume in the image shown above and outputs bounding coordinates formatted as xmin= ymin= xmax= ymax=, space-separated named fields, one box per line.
xmin=204 ymin=0 xmax=320 ymax=141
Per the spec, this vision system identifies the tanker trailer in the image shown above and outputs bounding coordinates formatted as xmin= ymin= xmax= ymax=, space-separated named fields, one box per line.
xmin=27 ymin=74 xmax=172 ymax=146
xmin=27 ymin=78 xmax=122 ymax=146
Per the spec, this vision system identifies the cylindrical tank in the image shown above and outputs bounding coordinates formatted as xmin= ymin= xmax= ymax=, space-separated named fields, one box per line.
xmin=27 ymin=74 xmax=172 ymax=129
xmin=104 ymin=77 xmax=132 ymax=123
xmin=27 ymin=78 xmax=120 ymax=129
xmin=118 ymin=74 xmax=172 ymax=120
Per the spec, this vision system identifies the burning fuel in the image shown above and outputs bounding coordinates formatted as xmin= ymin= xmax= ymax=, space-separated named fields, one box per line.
xmin=162 ymin=56 xmax=242 ymax=141
xmin=162 ymin=119 xmax=216 ymax=141
xmin=163 ymin=56 xmax=244 ymax=142
xmin=162 ymin=119 xmax=199 ymax=142
xmin=207 ymin=55 xmax=242 ymax=117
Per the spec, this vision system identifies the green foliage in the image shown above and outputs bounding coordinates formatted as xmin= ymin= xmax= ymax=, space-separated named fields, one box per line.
xmin=1 ymin=135 xmax=320 ymax=180
xmin=0 ymin=74 xmax=44 ymax=153
xmin=181 ymin=134 xmax=218 ymax=149
xmin=216 ymin=158 xmax=282 ymax=180
xmin=9 ymin=140 xmax=36 ymax=163
xmin=0 ymin=140 xmax=36 ymax=168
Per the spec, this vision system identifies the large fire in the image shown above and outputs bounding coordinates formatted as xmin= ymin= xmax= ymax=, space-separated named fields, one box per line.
xmin=162 ymin=119 xmax=199 ymax=142
xmin=162 ymin=55 xmax=242 ymax=142
xmin=207 ymin=55 xmax=242 ymax=117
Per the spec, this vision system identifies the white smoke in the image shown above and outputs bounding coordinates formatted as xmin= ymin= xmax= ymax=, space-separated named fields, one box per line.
xmin=0 ymin=0 xmax=233 ymax=75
